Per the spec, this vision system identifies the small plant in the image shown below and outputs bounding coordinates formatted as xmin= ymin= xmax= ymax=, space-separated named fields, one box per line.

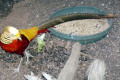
xmin=37 ymin=34 xmax=45 ymax=53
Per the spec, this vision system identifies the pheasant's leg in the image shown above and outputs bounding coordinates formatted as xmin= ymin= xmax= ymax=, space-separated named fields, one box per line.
xmin=25 ymin=50 xmax=33 ymax=64
xmin=12 ymin=57 xmax=23 ymax=74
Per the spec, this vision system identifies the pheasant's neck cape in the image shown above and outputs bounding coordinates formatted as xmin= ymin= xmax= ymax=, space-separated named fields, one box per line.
xmin=19 ymin=26 xmax=39 ymax=41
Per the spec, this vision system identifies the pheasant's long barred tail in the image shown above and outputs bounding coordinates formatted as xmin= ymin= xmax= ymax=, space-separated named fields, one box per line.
xmin=38 ymin=13 xmax=116 ymax=31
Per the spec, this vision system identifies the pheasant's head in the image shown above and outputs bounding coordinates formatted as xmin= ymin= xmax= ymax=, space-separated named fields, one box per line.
xmin=0 ymin=26 xmax=22 ymax=44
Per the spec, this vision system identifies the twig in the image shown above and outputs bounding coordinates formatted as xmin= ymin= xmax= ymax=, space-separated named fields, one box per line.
xmin=57 ymin=42 xmax=81 ymax=80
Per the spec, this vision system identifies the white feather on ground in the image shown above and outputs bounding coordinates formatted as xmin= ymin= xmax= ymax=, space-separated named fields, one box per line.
xmin=24 ymin=72 xmax=42 ymax=80
xmin=85 ymin=59 xmax=106 ymax=80
xmin=42 ymin=72 xmax=56 ymax=80
xmin=24 ymin=72 xmax=56 ymax=80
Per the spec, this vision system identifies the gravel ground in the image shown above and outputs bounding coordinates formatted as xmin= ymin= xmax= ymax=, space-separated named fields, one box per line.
xmin=0 ymin=0 xmax=120 ymax=80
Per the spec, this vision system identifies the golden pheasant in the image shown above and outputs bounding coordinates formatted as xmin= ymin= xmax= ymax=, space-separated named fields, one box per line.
xmin=0 ymin=26 xmax=44 ymax=73
xmin=0 ymin=13 xmax=116 ymax=74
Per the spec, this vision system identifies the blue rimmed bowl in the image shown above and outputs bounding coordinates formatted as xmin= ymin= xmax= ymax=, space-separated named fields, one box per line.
xmin=48 ymin=6 xmax=113 ymax=44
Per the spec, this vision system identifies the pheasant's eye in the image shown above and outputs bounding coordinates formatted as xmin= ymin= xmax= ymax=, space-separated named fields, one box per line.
xmin=16 ymin=33 xmax=21 ymax=37
xmin=15 ymin=33 xmax=22 ymax=41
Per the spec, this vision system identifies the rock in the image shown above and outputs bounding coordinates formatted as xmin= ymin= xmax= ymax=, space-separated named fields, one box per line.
xmin=0 ymin=0 xmax=14 ymax=17
xmin=65 ymin=41 xmax=71 ymax=49
xmin=52 ymin=37 xmax=66 ymax=47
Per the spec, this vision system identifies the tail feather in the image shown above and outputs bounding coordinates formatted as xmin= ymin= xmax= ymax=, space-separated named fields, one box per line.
xmin=38 ymin=26 xmax=55 ymax=34
xmin=85 ymin=59 xmax=106 ymax=80
xmin=98 ymin=14 xmax=117 ymax=18
xmin=38 ymin=29 xmax=50 ymax=34
xmin=104 ymin=14 xmax=117 ymax=18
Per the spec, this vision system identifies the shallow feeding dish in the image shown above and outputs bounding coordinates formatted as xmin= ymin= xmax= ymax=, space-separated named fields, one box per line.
xmin=48 ymin=6 xmax=113 ymax=44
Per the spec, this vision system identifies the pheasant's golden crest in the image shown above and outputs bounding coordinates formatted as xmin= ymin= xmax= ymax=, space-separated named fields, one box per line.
xmin=0 ymin=26 xmax=21 ymax=44
xmin=0 ymin=31 xmax=14 ymax=44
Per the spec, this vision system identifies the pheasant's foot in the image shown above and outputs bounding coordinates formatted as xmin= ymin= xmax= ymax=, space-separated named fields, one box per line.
xmin=25 ymin=50 xmax=33 ymax=64
xmin=12 ymin=67 xmax=20 ymax=75
xmin=11 ymin=58 xmax=23 ymax=75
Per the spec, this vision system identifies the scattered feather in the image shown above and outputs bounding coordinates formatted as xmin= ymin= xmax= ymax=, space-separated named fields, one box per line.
xmin=24 ymin=72 xmax=42 ymax=80
xmin=42 ymin=72 xmax=56 ymax=80
xmin=85 ymin=59 xmax=106 ymax=80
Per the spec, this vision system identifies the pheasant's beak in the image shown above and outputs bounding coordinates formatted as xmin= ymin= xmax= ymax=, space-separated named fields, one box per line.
xmin=18 ymin=37 xmax=22 ymax=41
xmin=16 ymin=33 xmax=22 ymax=41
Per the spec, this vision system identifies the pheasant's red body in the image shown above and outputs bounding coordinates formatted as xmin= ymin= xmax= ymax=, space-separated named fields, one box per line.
xmin=0 ymin=26 xmax=48 ymax=57
xmin=0 ymin=35 xmax=29 ymax=57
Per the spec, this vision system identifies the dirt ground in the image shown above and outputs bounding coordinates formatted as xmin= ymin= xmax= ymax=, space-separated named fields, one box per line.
xmin=0 ymin=0 xmax=120 ymax=80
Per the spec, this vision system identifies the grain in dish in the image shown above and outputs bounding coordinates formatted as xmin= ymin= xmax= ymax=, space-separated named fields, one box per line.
xmin=54 ymin=19 xmax=109 ymax=36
